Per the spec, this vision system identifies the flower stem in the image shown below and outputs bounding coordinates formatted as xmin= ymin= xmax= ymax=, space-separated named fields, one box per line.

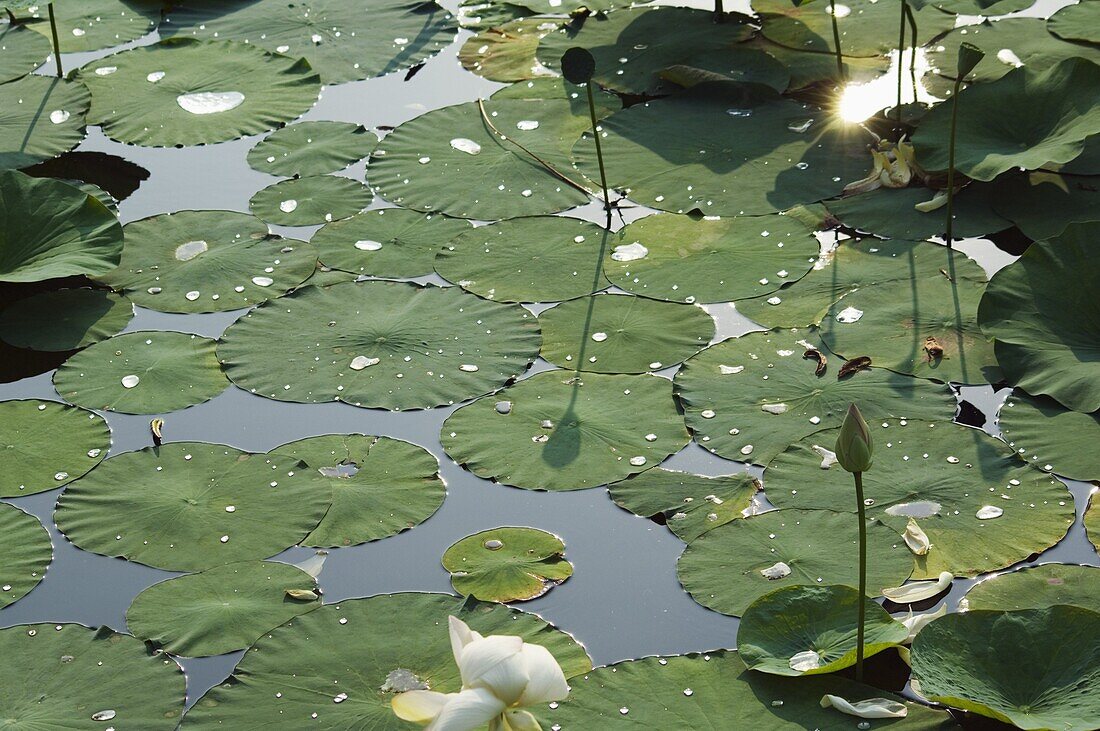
xmin=48 ymin=3 xmax=63 ymax=78
xmin=714 ymin=0 xmax=725 ymax=22
xmin=945 ymin=75 xmax=963 ymax=249
xmin=829 ymin=0 xmax=844 ymax=80
xmin=586 ymin=83 xmax=611 ymax=217
xmin=895 ymin=0 xmax=907 ymax=132
xmin=854 ymin=470 xmax=867 ymax=682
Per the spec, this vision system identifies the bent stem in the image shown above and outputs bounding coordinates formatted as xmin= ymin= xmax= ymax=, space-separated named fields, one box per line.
xmin=829 ymin=0 xmax=844 ymax=80
xmin=895 ymin=0 xmax=907 ymax=130
xmin=48 ymin=2 xmax=63 ymax=78
xmin=945 ymin=75 xmax=964 ymax=249
xmin=585 ymin=83 xmax=612 ymax=217
xmin=854 ymin=470 xmax=867 ymax=682
xmin=905 ymin=4 xmax=918 ymax=100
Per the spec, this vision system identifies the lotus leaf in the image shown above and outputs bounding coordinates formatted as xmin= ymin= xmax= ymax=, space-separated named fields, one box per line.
xmin=442 ymin=526 xmax=573 ymax=602
xmin=963 ymin=564 xmax=1100 ymax=612
xmin=247 ymin=121 xmax=377 ymax=177
xmin=998 ymin=392 xmax=1100 ymax=482
xmin=9 ymin=0 xmax=161 ymax=52
xmin=0 ymin=503 xmax=51 ymax=609
xmin=249 ymin=175 xmax=373 ymax=226
xmin=0 ymin=399 xmax=109 ymax=497
xmin=0 ymin=288 xmax=132 ymax=351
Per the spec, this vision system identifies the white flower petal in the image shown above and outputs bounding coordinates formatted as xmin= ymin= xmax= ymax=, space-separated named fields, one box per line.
xmin=899 ymin=604 xmax=947 ymax=643
xmin=503 ymin=709 xmax=542 ymax=731
xmin=516 ymin=644 xmax=569 ymax=706
xmin=882 ymin=571 xmax=954 ymax=603
xmin=448 ymin=615 xmax=484 ymax=666
xmin=902 ymin=518 xmax=931 ymax=556
xmin=426 ymin=688 xmax=508 ymax=731
xmin=458 ymin=635 xmax=527 ymax=704
xmin=819 ymin=694 xmax=908 ymax=718
xmin=392 ymin=690 xmax=453 ymax=724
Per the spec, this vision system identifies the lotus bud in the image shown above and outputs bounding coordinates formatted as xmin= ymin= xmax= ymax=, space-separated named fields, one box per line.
xmin=835 ymin=404 xmax=874 ymax=473
xmin=560 ymin=47 xmax=595 ymax=85
xmin=956 ymin=42 xmax=986 ymax=79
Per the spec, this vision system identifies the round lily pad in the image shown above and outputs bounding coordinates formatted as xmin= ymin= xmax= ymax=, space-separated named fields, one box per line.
xmin=434 ymin=216 xmax=608 ymax=303
xmin=0 ymin=74 xmax=90 ymax=169
xmin=608 ymin=468 xmax=760 ymax=543
xmin=160 ymin=0 xmax=458 ymax=85
xmin=313 ymin=208 xmax=472 ymax=279
xmin=54 ymin=331 xmax=228 ymax=414
xmin=247 ymin=121 xmax=377 ymax=177
xmin=737 ymin=584 xmax=909 ymax=676
xmin=0 ymin=399 xmax=109 ymax=497
xmin=0 ymin=23 xmax=50 ymax=83
xmin=0 ymin=503 xmax=51 ymax=609
xmin=910 ymin=607 xmax=1100 ymax=729
xmin=1048 ymin=0 xmax=1100 ymax=44
xmin=929 ymin=19 xmax=1100 ymax=83
xmin=126 ymin=560 xmax=322 ymax=657
xmin=0 ymin=288 xmax=132 ymax=351
xmin=442 ymin=370 xmax=690 ymax=491
xmin=1 ymin=170 xmax=122 ymax=283
xmin=270 ymin=434 xmax=445 ymax=547
xmin=459 ymin=17 xmax=559 ymax=83
xmin=998 ymin=392 xmax=1100 ymax=483
xmin=765 ymin=420 xmax=1075 ymax=579
xmin=96 ymin=210 xmax=317 ymax=314
xmin=13 ymin=0 xmax=161 ymax=53
xmin=183 ymin=593 xmax=592 ymax=728
xmin=218 ymin=281 xmax=541 ymax=411
xmin=963 ymin=564 xmax=1100 ymax=613
xmin=678 ymin=508 xmax=913 ymax=616
xmin=538 ymin=294 xmax=715 ymax=374
xmin=442 ymin=526 xmax=573 ymax=602
xmin=76 ymin=38 xmax=321 ymax=147
xmin=249 ymin=175 xmax=373 ymax=226
xmin=980 ymin=228 xmax=1100 ymax=413
xmin=55 ymin=442 xmax=332 ymax=572
xmin=0 ymin=623 xmax=185 ymax=728
xmin=827 ymin=185 xmax=1011 ymax=241
xmin=674 ymin=329 xmax=956 ymax=465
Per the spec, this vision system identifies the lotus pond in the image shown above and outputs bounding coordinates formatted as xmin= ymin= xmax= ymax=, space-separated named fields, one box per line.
xmin=1 ymin=0 xmax=1099 ymax=729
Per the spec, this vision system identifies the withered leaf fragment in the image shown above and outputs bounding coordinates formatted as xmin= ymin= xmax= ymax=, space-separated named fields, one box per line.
xmin=285 ymin=588 xmax=319 ymax=601
xmin=803 ymin=348 xmax=828 ymax=376
xmin=924 ymin=336 xmax=944 ymax=364
xmin=837 ymin=356 xmax=872 ymax=379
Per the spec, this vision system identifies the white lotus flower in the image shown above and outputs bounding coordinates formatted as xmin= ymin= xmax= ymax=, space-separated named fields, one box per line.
xmin=391 ymin=616 xmax=569 ymax=731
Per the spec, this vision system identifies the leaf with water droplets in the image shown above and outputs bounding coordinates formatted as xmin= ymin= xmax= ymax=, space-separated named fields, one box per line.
xmin=0 ymin=399 xmax=110 ymax=497
xmin=0 ymin=75 xmax=90 ymax=169
xmin=247 ymin=121 xmax=377 ymax=177
xmin=459 ymin=17 xmax=559 ymax=83
xmin=0 ymin=23 xmax=51 ymax=84
xmin=10 ymin=0 xmax=161 ymax=52
xmin=442 ymin=527 xmax=573 ymax=602
xmin=249 ymin=175 xmax=373 ymax=227
xmin=0 ymin=503 xmax=52 ymax=609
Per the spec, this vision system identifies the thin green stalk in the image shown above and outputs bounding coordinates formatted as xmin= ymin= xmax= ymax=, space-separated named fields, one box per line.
xmin=586 ymin=83 xmax=611 ymax=216
xmin=945 ymin=76 xmax=963 ymax=249
xmin=48 ymin=2 xmax=63 ymax=78
xmin=854 ymin=470 xmax=867 ymax=682
xmin=896 ymin=0 xmax=907 ymax=130
xmin=829 ymin=0 xmax=844 ymax=80
xmin=715 ymin=0 xmax=725 ymax=23
xmin=905 ymin=5 xmax=918 ymax=103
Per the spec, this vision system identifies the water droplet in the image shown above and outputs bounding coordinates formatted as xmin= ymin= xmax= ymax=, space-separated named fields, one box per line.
xmin=349 ymin=356 xmax=380 ymax=370
xmin=225 ymin=506 xmax=236 ymax=513
xmin=629 ymin=456 xmax=646 ymax=466
xmin=333 ymin=692 xmax=348 ymax=703
xmin=176 ymin=91 xmax=245 ymax=114
xmin=450 ymin=138 xmax=482 ymax=155
xmin=726 ymin=108 xmax=753 ymax=117
xmin=279 ymin=199 xmax=298 ymax=213
xmin=611 ymin=242 xmax=648 ymax=261
xmin=495 ymin=401 xmax=512 ymax=414
xmin=95 ymin=66 xmax=118 ymax=76
xmin=740 ymin=445 xmax=754 ymax=456
xmin=516 ymin=120 xmax=540 ymax=130
xmin=619 ymin=707 xmax=629 ymax=715
xmin=976 ymin=505 xmax=1004 ymax=520
xmin=835 ymin=306 xmax=864 ymax=323
xmin=121 ymin=375 xmax=140 ymax=389
xmin=88 ymin=449 xmax=101 ymax=458
xmin=760 ymin=561 xmax=791 ymax=579
xmin=91 ymin=710 xmax=116 ymax=722
xmin=175 ymin=240 xmax=208 ymax=261
xmin=459 ymin=364 xmax=479 ymax=372
xmin=700 ymin=409 xmax=716 ymax=419
xmin=147 ymin=71 xmax=165 ymax=82
xmin=54 ymin=471 xmax=69 ymax=481
xmin=252 ymin=276 xmax=274 ymax=287
xmin=220 ymin=535 xmax=230 ymax=543
xmin=761 ymin=403 xmax=788 ymax=415
xmin=484 ymin=539 xmax=504 ymax=550
xmin=49 ymin=110 xmax=70 ymax=124
xmin=591 ymin=332 xmax=608 ymax=342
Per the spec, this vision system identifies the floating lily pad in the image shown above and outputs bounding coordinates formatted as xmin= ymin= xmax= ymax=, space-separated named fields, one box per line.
xmin=0 ymin=399 xmax=109 ymax=497
xmin=76 ymin=38 xmax=320 ymax=147
xmin=459 ymin=17 xmax=559 ymax=83
xmin=55 ymin=442 xmax=331 ymax=572
xmin=127 ymin=561 xmax=322 ymax=657
xmin=218 ymin=281 xmax=540 ymax=411
xmin=608 ymin=468 xmax=759 ymax=542
xmin=435 ymin=216 xmax=608 ymax=303
xmin=442 ymin=526 xmax=573 ymax=602
xmin=1048 ymin=0 xmax=1100 ymax=44
xmin=270 ymin=434 xmax=444 ymax=547
xmin=766 ymin=420 xmax=1074 ymax=579
xmin=0 ymin=23 xmax=50 ymax=83
xmin=12 ymin=0 xmax=161 ymax=52
xmin=990 ymin=171 xmax=1100 ymax=241
xmin=442 ymin=370 xmax=689 ymax=491
xmin=247 ymin=122 xmax=377 ymax=177
xmin=538 ymin=294 xmax=714 ymax=374
xmin=0 ymin=503 xmax=51 ymax=609
xmin=183 ymin=593 xmax=592 ymax=728
xmin=160 ymin=0 xmax=457 ymax=84
xmin=678 ymin=509 xmax=913 ymax=616
xmin=0 ymin=288 xmax=132 ymax=351
xmin=312 ymin=208 xmax=471 ymax=279
xmin=249 ymin=175 xmax=373 ymax=226
xmin=0 ymin=623 xmax=185 ymax=728
xmin=929 ymin=19 xmax=1100 ymax=83
xmin=980 ymin=228 xmax=1100 ymax=413
xmin=738 ymin=585 xmax=909 ymax=676
xmin=828 ymin=185 xmax=1010 ymax=241
xmin=674 ymin=330 xmax=955 ymax=465
xmin=53 ymin=331 xmax=228 ymax=414
xmin=997 ymin=392 xmax=1100 ymax=483
xmin=96 ymin=210 xmax=317 ymax=314
xmin=910 ymin=607 xmax=1100 ymax=729
xmin=963 ymin=564 xmax=1100 ymax=612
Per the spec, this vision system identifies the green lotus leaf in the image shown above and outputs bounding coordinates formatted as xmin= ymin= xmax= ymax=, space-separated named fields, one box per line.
xmin=75 ymin=38 xmax=321 ymax=147
xmin=0 ymin=288 xmax=132 ymax=351
xmin=9 ymin=0 xmax=161 ymax=52
xmin=990 ymin=171 xmax=1100 ymax=241
xmin=270 ymin=434 xmax=445 ymax=547
xmin=963 ymin=564 xmax=1100 ymax=612
xmin=1048 ymin=0 xmax=1100 ymax=44
xmin=929 ymin=19 xmax=1100 ymax=83
xmin=313 ymin=208 xmax=472 ymax=279
xmin=910 ymin=607 xmax=1100 ymax=729
xmin=0 ymin=623 xmax=185 ymax=728
xmin=435 ymin=215 xmax=608 ymax=303
xmin=249 ymin=175 xmax=372 ymax=226
xmin=247 ymin=121 xmax=377 ymax=177
xmin=55 ymin=442 xmax=331 ymax=571
xmin=654 ymin=46 xmax=793 ymax=94
xmin=54 ymin=330 xmax=228 ymax=414
xmin=0 ymin=23 xmax=50 ymax=83
xmin=95 ymin=210 xmax=317 ymax=314
xmin=678 ymin=509 xmax=913 ymax=616
xmin=765 ymin=420 xmax=1074 ymax=578
xmin=459 ymin=17 xmax=559 ymax=83
xmin=456 ymin=0 xmax=535 ymax=32
xmin=979 ymin=227 xmax=1100 ymax=412
xmin=442 ymin=370 xmax=690 ymax=491
xmin=0 ymin=503 xmax=51 ymax=609
xmin=607 ymin=468 xmax=760 ymax=542
xmin=674 ymin=329 xmax=955 ymax=465
xmin=182 ymin=593 xmax=592 ymax=728
xmin=738 ymin=584 xmax=909 ymax=675
xmin=998 ymin=392 xmax=1100 ymax=482
xmin=827 ymin=185 xmax=1010 ymax=241
xmin=160 ymin=0 xmax=457 ymax=84
xmin=913 ymin=58 xmax=1100 ymax=181
xmin=126 ymin=560 xmax=322 ymax=657
xmin=442 ymin=526 xmax=573 ymax=602
xmin=743 ymin=35 xmax=890 ymax=90
xmin=0 ymin=399 xmax=109 ymax=497
xmin=218 ymin=281 xmax=541 ymax=411
xmin=538 ymin=294 xmax=715 ymax=374
xmin=1088 ymin=494 xmax=1099 ymax=554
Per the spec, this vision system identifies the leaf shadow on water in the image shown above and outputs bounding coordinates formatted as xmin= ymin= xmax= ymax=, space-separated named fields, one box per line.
xmin=21 ymin=151 xmax=150 ymax=204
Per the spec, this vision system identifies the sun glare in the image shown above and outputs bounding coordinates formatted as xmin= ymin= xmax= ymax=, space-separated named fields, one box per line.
xmin=838 ymin=47 xmax=943 ymax=124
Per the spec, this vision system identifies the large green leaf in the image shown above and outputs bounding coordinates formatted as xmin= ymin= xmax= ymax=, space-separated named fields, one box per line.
xmin=55 ymin=442 xmax=332 ymax=571
xmin=247 ymin=121 xmax=377 ymax=177
xmin=979 ymin=227 xmax=1100 ymax=412
xmin=827 ymin=185 xmax=1011 ymax=242
xmin=76 ymin=38 xmax=321 ymax=147
xmin=0 ymin=170 xmax=122 ymax=282
xmin=962 ymin=564 xmax=1100 ymax=612
xmin=54 ymin=331 xmax=228 ymax=414
xmin=765 ymin=420 xmax=1075 ymax=578
xmin=1048 ymin=0 xmax=1100 ymax=44
xmin=910 ymin=607 xmax=1100 ymax=730
xmin=10 ymin=0 xmax=162 ymax=52
xmin=0 ymin=288 xmax=132 ymax=351
xmin=183 ymin=593 xmax=592 ymax=729
xmin=929 ymin=19 xmax=1100 ymax=83
xmin=0 ymin=623 xmax=185 ymax=728
xmin=678 ymin=508 xmax=913 ymax=616
xmin=0 ymin=399 xmax=109 ymax=497
xmin=442 ymin=526 xmax=573 ymax=602
xmin=126 ymin=561 xmax=322 ymax=657
xmin=0 ymin=23 xmax=50 ymax=83
xmin=0 ymin=503 xmax=51 ymax=609
xmin=270 ymin=434 xmax=445 ymax=547
xmin=989 ymin=171 xmax=1100 ymax=241
xmin=1 ymin=75 xmax=90 ymax=169
xmin=442 ymin=370 xmax=690 ymax=491
xmin=248 ymin=175 xmax=373 ymax=226
xmin=218 ymin=281 xmax=541 ymax=411
xmin=458 ymin=17 xmax=558 ymax=83
xmin=998 ymin=392 xmax=1100 ymax=483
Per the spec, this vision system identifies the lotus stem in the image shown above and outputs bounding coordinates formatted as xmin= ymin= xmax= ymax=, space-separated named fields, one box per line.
xmin=854 ymin=470 xmax=867 ymax=682
xmin=829 ymin=0 xmax=844 ymax=80
xmin=47 ymin=3 xmax=63 ymax=78
xmin=586 ymin=83 xmax=612 ymax=217
xmin=905 ymin=4 xmax=918 ymax=103
xmin=896 ymin=0 xmax=907 ymax=131
xmin=715 ymin=0 xmax=725 ymax=23
xmin=945 ymin=77 xmax=963 ymax=249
